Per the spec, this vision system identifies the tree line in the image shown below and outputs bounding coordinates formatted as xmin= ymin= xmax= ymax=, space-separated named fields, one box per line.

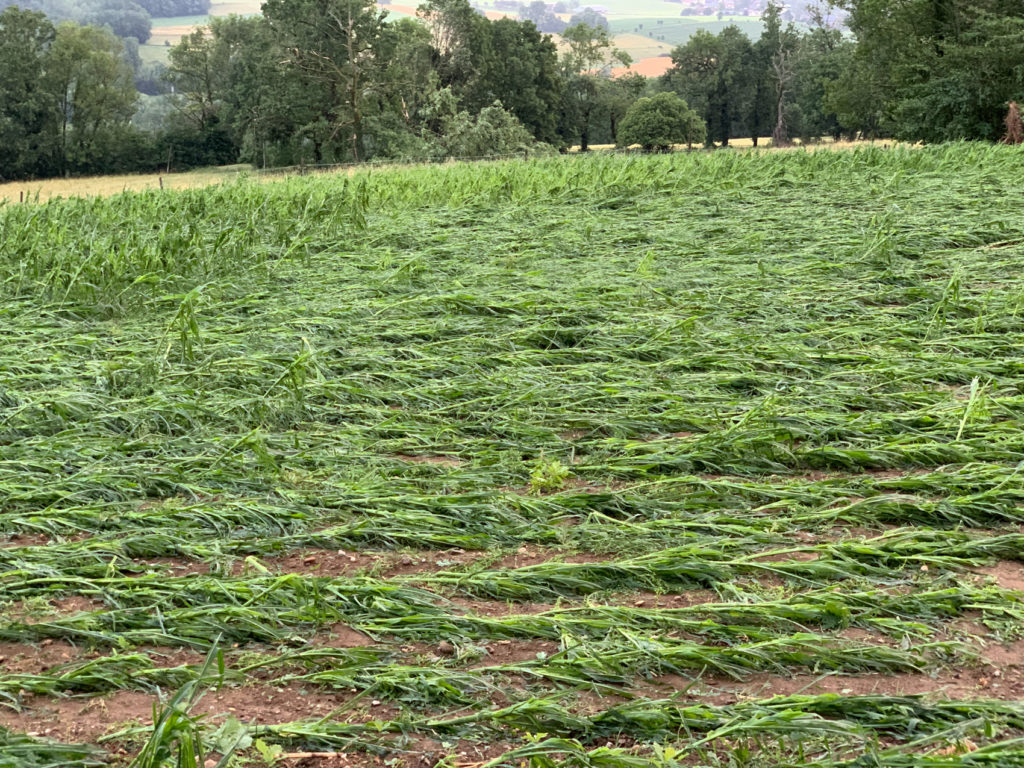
xmin=667 ymin=0 xmax=1024 ymax=147
xmin=1 ymin=0 xmax=1022 ymax=182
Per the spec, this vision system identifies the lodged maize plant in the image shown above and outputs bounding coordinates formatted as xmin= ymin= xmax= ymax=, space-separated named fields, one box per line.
xmin=2 ymin=144 xmax=1024 ymax=766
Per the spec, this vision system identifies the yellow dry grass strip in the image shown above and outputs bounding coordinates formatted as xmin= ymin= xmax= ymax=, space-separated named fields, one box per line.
xmin=0 ymin=167 xmax=247 ymax=203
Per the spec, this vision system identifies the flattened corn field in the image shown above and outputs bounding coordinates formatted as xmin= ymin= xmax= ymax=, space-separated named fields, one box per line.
xmin=3 ymin=145 xmax=1024 ymax=768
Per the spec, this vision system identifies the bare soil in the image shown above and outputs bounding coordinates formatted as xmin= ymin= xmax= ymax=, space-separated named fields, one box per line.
xmin=977 ymin=561 xmax=1024 ymax=592
xmin=652 ymin=663 xmax=1024 ymax=704
xmin=0 ymin=639 xmax=86 ymax=673
xmin=0 ymin=533 xmax=54 ymax=548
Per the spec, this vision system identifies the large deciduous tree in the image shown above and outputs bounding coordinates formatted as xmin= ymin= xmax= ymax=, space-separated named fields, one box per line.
xmin=263 ymin=0 xmax=388 ymax=161
xmin=166 ymin=27 xmax=230 ymax=131
xmin=418 ymin=0 xmax=491 ymax=106
xmin=0 ymin=7 xmax=57 ymax=179
xmin=795 ymin=7 xmax=855 ymax=141
xmin=47 ymin=23 xmax=138 ymax=173
xmin=663 ymin=25 xmax=752 ymax=146
xmin=479 ymin=18 xmax=561 ymax=144
xmin=558 ymin=21 xmax=629 ymax=151
xmin=833 ymin=0 xmax=1024 ymax=141
xmin=758 ymin=2 xmax=800 ymax=146
xmin=419 ymin=0 xmax=563 ymax=145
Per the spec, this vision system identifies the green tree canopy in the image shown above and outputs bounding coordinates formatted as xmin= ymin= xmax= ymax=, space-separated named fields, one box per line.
xmin=476 ymin=18 xmax=561 ymax=144
xmin=0 ymin=6 xmax=56 ymax=179
xmin=663 ymin=25 xmax=752 ymax=146
xmin=616 ymin=91 xmax=705 ymax=150
xmin=834 ymin=0 xmax=1024 ymax=141
xmin=558 ymin=21 xmax=631 ymax=151
xmin=263 ymin=0 xmax=388 ymax=162
xmin=47 ymin=22 xmax=138 ymax=173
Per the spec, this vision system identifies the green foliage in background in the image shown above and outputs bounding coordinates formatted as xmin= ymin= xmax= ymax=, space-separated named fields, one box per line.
xmin=617 ymin=92 xmax=705 ymax=150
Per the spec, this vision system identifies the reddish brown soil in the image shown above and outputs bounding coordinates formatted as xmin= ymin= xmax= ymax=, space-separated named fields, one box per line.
xmin=0 ymin=690 xmax=158 ymax=743
xmin=646 ymin=663 xmax=1024 ymax=704
xmin=838 ymin=627 xmax=892 ymax=644
xmin=319 ymin=623 xmax=376 ymax=648
xmin=377 ymin=738 xmax=520 ymax=768
xmin=0 ymin=675 xmax=516 ymax=765
xmin=0 ymin=640 xmax=86 ymax=673
xmin=976 ymin=561 xmax=1024 ymax=591
xmin=0 ymin=684 xmax=359 ymax=745
xmin=49 ymin=596 xmax=104 ymax=614
xmin=979 ymin=637 xmax=1024 ymax=667
xmin=823 ymin=525 xmax=897 ymax=540
xmin=749 ymin=550 xmax=820 ymax=563
xmin=0 ymin=533 xmax=54 ymax=548
xmin=448 ymin=597 xmax=557 ymax=616
xmin=5 ymin=595 xmax=105 ymax=623
xmin=488 ymin=545 xmax=610 ymax=570
xmin=233 ymin=544 xmax=616 ymax=582
xmin=236 ymin=737 xmax=517 ymax=768
xmin=135 ymin=646 xmax=209 ymax=667
xmin=478 ymin=639 xmax=562 ymax=665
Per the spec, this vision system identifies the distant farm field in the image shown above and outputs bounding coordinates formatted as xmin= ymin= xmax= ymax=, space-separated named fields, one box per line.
xmin=610 ymin=15 xmax=764 ymax=47
xmin=141 ymin=0 xmax=262 ymax=58
xmin=3 ymin=146 xmax=1024 ymax=767
xmin=610 ymin=32 xmax=674 ymax=62
xmin=140 ymin=3 xmax=762 ymax=62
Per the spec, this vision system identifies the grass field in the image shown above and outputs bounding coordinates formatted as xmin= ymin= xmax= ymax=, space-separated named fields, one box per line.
xmin=140 ymin=0 xmax=262 ymax=61
xmin=609 ymin=16 xmax=764 ymax=47
xmin=3 ymin=144 xmax=1024 ymax=767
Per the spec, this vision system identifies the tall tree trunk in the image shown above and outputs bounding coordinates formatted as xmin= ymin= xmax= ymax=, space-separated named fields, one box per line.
xmin=1004 ymin=102 xmax=1024 ymax=145
xmin=772 ymin=86 xmax=787 ymax=146
xmin=720 ymin=97 xmax=729 ymax=146
xmin=771 ymin=48 xmax=792 ymax=147
xmin=346 ymin=8 xmax=362 ymax=162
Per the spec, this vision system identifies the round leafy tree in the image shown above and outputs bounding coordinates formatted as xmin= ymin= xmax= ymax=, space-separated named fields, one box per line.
xmin=617 ymin=92 xmax=706 ymax=151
